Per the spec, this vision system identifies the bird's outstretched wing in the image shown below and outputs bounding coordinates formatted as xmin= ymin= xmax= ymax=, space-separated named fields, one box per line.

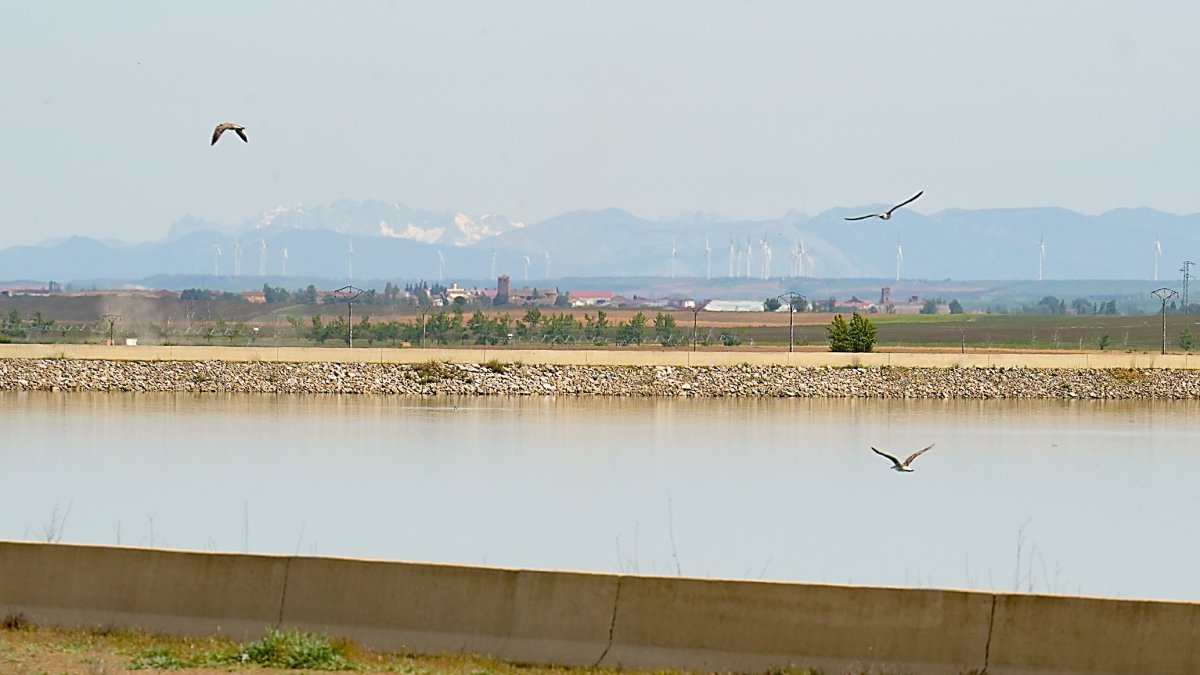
xmin=885 ymin=191 xmax=924 ymax=216
xmin=902 ymin=444 xmax=934 ymax=467
xmin=234 ymin=127 xmax=248 ymax=143
xmin=871 ymin=446 xmax=904 ymax=469
xmin=211 ymin=124 xmax=229 ymax=145
xmin=844 ymin=213 xmax=881 ymax=221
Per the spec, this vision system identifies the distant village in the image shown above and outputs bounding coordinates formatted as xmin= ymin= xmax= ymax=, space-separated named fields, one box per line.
xmin=0 ymin=277 xmax=970 ymax=315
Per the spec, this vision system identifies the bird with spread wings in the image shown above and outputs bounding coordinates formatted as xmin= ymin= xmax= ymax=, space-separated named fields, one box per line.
xmin=871 ymin=444 xmax=934 ymax=472
xmin=844 ymin=191 xmax=924 ymax=221
xmin=211 ymin=122 xmax=248 ymax=145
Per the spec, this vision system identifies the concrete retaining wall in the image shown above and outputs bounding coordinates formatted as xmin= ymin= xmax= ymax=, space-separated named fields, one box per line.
xmin=0 ymin=343 xmax=1196 ymax=369
xmin=2 ymin=542 xmax=1198 ymax=674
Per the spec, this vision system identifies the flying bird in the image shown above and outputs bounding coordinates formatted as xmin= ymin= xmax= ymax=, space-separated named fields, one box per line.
xmin=871 ymin=444 xmax=933 ymax=472
xmin=211 ymin=122 xmax=248 ymax=145
xmin=844 ymin=191 xmax=924 ymax=221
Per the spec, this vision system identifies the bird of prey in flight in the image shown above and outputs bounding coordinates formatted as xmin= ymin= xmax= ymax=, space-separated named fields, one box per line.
xmin=844 ymin=191 xmax=924 ymax=221
xmin=211 ymin=122 xmax=248 ymax=145
xmin=871 ymin=444 xmax=934 ymax=472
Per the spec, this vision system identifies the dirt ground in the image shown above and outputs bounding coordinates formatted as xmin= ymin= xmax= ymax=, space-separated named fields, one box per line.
xmin=0 ymin=622 xmax=662 ymax=675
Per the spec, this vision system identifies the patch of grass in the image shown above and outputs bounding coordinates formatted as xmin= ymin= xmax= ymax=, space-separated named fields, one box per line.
xmin=413 ymin=360 xmax=460 ymax=384
xmin=238 ymin=628 xmax=353 ymax=670
xmin=1110 ymin=367 xmax=1144 ymax=384
xmin=482 ymin=359 xmax=507 ymax=374
xmin=2 ymin=613 xmax=28 ymax=631
xmin=129 ymin=646 xmax=189 ymax=669
xmin=128 ymin=628 xmax=352 ymax=671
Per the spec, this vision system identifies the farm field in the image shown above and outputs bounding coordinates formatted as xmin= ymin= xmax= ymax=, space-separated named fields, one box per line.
xmin=2 ymin=295 xmax=1196 ymax=353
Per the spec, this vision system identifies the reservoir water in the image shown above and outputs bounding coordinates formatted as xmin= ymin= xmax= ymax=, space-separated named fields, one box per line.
xmin=3 ymin=391 xmax=1198 ymax=602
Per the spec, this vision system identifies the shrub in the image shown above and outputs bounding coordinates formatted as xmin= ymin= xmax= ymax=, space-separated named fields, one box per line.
xmin=239 ymin=628 xmax=352 ymax=670
xmin=827 ymin=313 xmax=877 ymax=353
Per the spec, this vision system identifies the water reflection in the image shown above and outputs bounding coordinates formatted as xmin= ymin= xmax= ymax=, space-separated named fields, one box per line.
xmin=3 ymin=391 xmax=1198 ymax=601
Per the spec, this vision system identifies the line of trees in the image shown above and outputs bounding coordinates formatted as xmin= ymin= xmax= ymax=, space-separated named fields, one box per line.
xmin=288 ymin=308 xmax=688 ymax=347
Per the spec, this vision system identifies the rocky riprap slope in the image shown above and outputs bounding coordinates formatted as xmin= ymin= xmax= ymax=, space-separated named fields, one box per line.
xmin=1 ymin=358 xmax=1199 ymax=399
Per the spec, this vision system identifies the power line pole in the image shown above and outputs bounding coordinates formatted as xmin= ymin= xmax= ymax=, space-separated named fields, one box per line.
xmin=333 ymin=285 xmax=364 ymax=347
xmin=1152 ymin=288 xmax=1177 ymax=355
xmin=776 ymin=292 xmax=807 ymax=353
xmin=1182 ymin=261 xmax=1195 ymax=314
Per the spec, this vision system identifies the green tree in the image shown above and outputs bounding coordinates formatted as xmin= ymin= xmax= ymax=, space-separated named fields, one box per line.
xmin=1037 ymin=296 xmax=1064 ymax=315
xmin=827 ymin=313 xmax=877 ymax=352
xmin=826 ymin=314 xmax=852 ymax=352
xmin=584 ymin=310 xmax=610 ymax=342
xmin=374 ymin=320 xmax=400 ymax=346
xmin=519 ymin=308 xmax=544 ymax=339
xmin=848 ymin=313 xmax=878 ymax=352
xmin=354 ymin=316 xmax=375 ymax=345
xmin=919 ymin=299 xmax=940 ymax=315
xmin=948 ymin=299 xmax=964 ymax=314
xmin=1070 ymin=298 xmax=1092 ymax=315
xmin=616 ymin=312 xmax=647 ymax=345
xmin=1098 ymin=334 xmax=1111 ymax=351
xmin=286 ymin=315 xmax=304 ymax=341
xmin=543 ymin=313 xmax=581 ymax=343
xmin=763 ymin=297 xmax=782 ymax=312
xmin=1180 ymin=328 xmax=1195 ymax=352
xmin=653 ymin=312 xmax=680 ymax=345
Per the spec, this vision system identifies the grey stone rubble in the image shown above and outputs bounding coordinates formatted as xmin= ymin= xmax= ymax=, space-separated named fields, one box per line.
xmin=1 ymin=358 xmax=1199 ymax=398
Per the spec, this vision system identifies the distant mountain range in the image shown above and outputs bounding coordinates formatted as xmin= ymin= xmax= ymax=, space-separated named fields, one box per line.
xmin=2 ymin=199 xmax=1198 ymax=286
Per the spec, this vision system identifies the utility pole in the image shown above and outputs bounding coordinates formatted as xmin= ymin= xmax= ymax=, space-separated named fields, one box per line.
xmin=333 ymin=286 xmax=363 ymax=347
xmin=1182 ymin=261 xmax=1195 ymax=314
xmin=102 ymin=314 xmax=120 ymax=345
xmin=689 ymin=304 xmax=704 ymax=352
xmin=1152 ymin=288 xmax=1178 ymax=355
xmin=776 ymin=292 xmax=807 ymax=353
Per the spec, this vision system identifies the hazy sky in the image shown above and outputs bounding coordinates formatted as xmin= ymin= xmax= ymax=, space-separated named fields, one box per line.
xmin=2 ymin=1 xmax=1199 ymax=247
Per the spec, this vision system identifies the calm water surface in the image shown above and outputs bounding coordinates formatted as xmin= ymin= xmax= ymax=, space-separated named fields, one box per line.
xmin=3 ymin=391 xmax=1198 ymax=601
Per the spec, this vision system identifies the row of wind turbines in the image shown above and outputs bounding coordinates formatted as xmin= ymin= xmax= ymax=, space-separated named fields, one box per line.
xmin=203 ymin=234 xmax=1169 ymax=283
xmin=210 ymin=239 xmax=288 ymax=278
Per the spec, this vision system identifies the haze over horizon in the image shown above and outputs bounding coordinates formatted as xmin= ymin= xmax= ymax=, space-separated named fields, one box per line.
xmin=4 ymin=1 xmax=1199 ymax=248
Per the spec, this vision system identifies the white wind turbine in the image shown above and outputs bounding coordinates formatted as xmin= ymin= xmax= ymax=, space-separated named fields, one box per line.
xmin=760 ymin=233 xmax=771 ymax=280
xmin=895 ymin=239 xmax=903 ymax=281
xmin=1154 ymin=239 xmax=1162 ymax=281
xmin=544 ymin=251 xmax=551 ymax=279
xmin=281 ymin=247 xmax=288 ymax=277
xmin=436 ymin=250 xmax=445 ymax=281
xmin=233 ymin=241 xmax=243 ymax=276
xmin=212 ymin=244 xmax=221 ymax=277
xmin=798 ymin=240 xmax=807 ymax=278
xmin=1038 ymin=235 xmax=1046 ymax=281
xmin=745 ymin=238 xmax=753 ymax=279
xmin=728 ymin=238 xmax=736 ymax=277
xmin=523 ymin=255 xmax=531 ymax=281
xmin=705 ymin=237 xmax=712 ymax=280
xmin=258 ymin=239 xmax=267 ymax=277
xmin=671 ymin=236 xmax=677 ymax=279
xmin=789 ymin=240 xmax=799 ymax=277
xmin=490 ymin=247 xmax=497 ymax=280
xmin=347 ymin=238 xmax=354 ymax=280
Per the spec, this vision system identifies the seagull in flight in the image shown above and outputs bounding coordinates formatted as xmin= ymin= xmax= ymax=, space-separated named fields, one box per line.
xmin=844 ymin=191 xmax=924 ymax=221
xmin=871 ymin=444 xmax=933 ymax=472
xmin=211 ymin=122 xmax=248 ymax=145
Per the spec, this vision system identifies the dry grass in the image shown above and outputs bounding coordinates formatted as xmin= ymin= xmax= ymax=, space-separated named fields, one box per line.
xmin=0 ymin=621 xmax=659 ymax=675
